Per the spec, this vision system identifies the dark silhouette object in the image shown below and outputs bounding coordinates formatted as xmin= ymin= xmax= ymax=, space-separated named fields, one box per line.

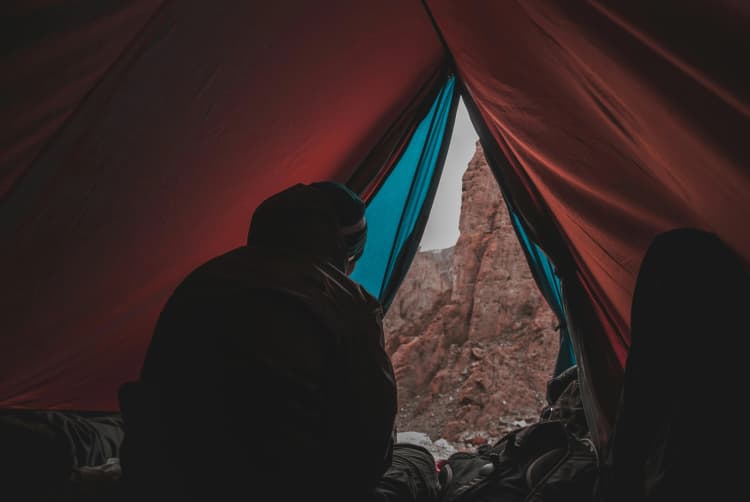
xmin=0 ymin=410 xmax=123 ymax=501
xmin=119 ymin=182 xmax=401 ymax=501
xmin=599 ymin=228 xmax=750 ymax=502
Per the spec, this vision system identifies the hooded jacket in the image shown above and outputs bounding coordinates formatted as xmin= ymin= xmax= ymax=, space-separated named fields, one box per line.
xmin=119 ymin=183 xmax=397 ymax=501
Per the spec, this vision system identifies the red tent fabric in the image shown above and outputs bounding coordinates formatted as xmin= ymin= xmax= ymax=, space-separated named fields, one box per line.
xmin=0 ymin=0 xmax=443 ymax=410
xmin=1 ymin=1 xmax=165 ymax=197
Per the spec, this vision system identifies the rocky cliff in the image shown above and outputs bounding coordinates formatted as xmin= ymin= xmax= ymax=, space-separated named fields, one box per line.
xmin=383 ymin=142 xmax=559 ymax=445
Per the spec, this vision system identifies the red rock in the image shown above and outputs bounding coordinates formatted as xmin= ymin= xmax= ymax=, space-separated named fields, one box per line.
xmin=468 ymin=436 xmax=488 ymax=446
xmin=384 ymin=142 xmax=559 ymax=442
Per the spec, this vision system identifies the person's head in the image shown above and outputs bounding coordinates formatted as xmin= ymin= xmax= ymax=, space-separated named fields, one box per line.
xmin=309 ymin=181 xmax=367 ymax=274
xmin=246 ymin=181 xmax=367 ymax=275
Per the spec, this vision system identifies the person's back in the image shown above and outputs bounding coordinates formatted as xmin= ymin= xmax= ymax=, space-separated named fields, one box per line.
xmin=119 ymin=182 xmax=397 ymax=501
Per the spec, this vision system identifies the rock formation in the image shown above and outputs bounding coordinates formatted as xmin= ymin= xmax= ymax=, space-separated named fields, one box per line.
xmin=384 ymin=142 xmax=560 ymax=445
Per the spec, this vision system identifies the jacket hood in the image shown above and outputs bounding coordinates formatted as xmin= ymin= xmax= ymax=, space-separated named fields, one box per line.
xmin=246 ymin=183 xmax=349 ymax=271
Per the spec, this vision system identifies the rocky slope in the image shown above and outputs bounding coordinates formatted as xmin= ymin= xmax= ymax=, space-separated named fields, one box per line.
xmin=384 ymin=142 xmax=559 ymax=447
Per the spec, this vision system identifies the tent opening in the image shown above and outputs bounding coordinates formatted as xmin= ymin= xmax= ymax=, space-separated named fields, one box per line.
xmin=355 ymin=97 xmax=573 ymax=454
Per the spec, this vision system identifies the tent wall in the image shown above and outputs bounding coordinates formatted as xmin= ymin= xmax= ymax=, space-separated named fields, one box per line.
xmin=428 ymin=0 xmax=750 ymax=444
xmin=0 ymin=0 xmax=165 ymax=198
xmin=0 ymin=1 xmax=444 ymax=410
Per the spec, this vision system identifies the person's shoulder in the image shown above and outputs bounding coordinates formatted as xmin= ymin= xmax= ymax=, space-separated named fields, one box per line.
xmin=164 ymin=247 xmax=249 ymax=301
xmin=191 ymin=246 xmax=249 ymax=274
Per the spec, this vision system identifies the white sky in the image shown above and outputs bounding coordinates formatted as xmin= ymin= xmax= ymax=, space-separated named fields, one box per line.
xmin=419 ymin=98 xmax=478 ymax=251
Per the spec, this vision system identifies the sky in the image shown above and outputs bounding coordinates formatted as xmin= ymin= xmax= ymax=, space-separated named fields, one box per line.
xmin=419 ymin=98 xmax=479 ymax=251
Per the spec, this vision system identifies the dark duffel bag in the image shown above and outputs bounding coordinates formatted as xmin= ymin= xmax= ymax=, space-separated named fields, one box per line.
xmin=439 ymin=419 xmax=597 ymax=502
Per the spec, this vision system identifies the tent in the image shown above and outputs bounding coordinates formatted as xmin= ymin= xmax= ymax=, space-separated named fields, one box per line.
xmin=2 ymin=1 xmax=748 ymax=453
